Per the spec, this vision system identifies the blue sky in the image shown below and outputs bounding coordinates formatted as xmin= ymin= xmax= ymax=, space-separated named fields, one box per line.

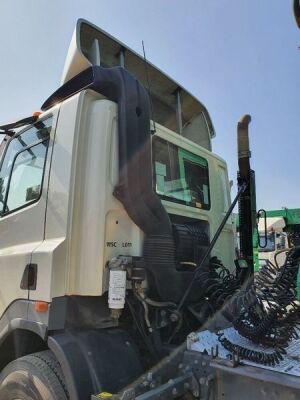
xmin=0 ymin=0 xmax=299 ymax=209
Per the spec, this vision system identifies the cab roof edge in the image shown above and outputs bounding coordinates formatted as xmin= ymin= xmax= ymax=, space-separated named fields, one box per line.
xmin=60 ymin=18 xmax=216 ymax=139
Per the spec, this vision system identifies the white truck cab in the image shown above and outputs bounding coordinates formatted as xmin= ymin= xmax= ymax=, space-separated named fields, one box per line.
xmin=0 ymin=19 xmax=238 ymax=400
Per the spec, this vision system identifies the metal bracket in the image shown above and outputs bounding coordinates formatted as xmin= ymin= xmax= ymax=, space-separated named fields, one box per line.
xmin=91 ymin=374 xmax=193 ymax=400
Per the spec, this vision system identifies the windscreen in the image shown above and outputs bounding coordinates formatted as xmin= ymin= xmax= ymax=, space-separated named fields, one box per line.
xmin=152 ymin=137 xmax=210 ymax=210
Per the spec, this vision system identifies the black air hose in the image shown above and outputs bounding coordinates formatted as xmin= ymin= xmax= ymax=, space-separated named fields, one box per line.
xmin=218 ymin=246 xmax=300 ymax=364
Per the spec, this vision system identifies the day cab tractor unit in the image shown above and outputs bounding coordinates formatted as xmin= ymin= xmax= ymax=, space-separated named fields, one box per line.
xmin=0 ymin=19 xmax=253 ymax=399
xmin=256 ymin=208 xmax=300 ymax=270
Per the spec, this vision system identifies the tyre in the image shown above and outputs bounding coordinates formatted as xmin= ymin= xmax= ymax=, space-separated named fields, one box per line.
xmin=0 ymin=350 xmax=68 ymax=400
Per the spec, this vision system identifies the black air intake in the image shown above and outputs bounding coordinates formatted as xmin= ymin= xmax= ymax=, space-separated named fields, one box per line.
xmin=42 ymin=66 xmax=207 ymax=303
xmin=42 ymin=66 xmax=172 ymax=236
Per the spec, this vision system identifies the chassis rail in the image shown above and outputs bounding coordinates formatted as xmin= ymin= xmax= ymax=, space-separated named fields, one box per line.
xmin=92 ymin=348 xmax=300 ymax=400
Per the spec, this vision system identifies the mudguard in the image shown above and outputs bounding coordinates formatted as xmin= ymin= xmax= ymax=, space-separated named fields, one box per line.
xmin=48 ymin=329 xmax=143 ymax=400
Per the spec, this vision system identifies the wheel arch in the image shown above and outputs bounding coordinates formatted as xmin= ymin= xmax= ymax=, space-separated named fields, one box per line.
xmin=48 ymin=329 xmax=143 ymax=400
xmin=0 ymin=299 xmax=49 ymax=372
xmin=0 ymin=328 xmax=48 ymax=372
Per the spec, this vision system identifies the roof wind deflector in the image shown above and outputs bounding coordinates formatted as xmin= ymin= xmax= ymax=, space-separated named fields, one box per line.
xmin=59 ymin=19 xmax=216 ymax=142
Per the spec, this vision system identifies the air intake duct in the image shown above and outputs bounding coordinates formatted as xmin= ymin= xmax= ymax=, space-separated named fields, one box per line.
xmin=144 ymin=223 xmax=210 ymax=303
xmin=42 ymin=66 xmax=208 ymax=303
xmin=43 ymin=65 xmax=172 ymax=236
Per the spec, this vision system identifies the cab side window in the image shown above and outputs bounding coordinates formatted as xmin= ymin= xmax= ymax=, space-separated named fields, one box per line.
xmin=0 ymin=117 xmax=52 ymax=215
xmin=152 ymin=137 xmax=210 ymax=210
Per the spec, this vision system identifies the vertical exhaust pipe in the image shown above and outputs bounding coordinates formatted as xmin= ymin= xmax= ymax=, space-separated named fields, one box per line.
xmin=237 ymin=115 xmax=251 ymax=178
xmin=237 ymin=115 xmax=256 ymax=278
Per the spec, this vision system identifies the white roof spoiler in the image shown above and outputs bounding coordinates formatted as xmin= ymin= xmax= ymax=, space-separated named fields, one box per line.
xmin=61 ymin=19 xmax=216 ymax=142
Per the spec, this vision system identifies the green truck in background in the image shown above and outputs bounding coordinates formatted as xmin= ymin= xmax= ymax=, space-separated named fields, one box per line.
xmin=257 ymin=208 xmax=300 ymax=270
xmin=237 ymin=208 xmax=300 ymax=272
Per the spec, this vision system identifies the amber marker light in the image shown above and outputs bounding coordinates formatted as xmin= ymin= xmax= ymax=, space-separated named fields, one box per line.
xmin=34 ymin=301 xmax=49 ymax=312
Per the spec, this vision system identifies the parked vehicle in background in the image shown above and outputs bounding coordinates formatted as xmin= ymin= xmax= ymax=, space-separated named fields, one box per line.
xmin=257 ymin=208 xmax=300 ymax=269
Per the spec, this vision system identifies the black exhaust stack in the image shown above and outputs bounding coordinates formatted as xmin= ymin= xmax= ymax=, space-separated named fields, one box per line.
xmin=237 ymin=115 xmax=256 ymax=279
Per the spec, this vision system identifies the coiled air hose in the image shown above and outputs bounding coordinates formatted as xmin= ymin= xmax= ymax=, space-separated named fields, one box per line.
xmin=219 ymin=246 xmax=300 ymax=364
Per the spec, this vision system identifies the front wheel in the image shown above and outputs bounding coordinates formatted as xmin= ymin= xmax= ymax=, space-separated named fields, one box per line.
xmin=0 ymin=350 xmax=68 ymax=400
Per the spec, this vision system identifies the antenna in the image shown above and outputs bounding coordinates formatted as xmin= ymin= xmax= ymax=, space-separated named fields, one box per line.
xmin=142 ymin=40 xmax=156 ymax=134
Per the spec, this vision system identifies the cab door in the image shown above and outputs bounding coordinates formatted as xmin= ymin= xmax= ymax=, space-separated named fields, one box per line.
xmin=0 ymin=112 xmax=57 ymax=318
